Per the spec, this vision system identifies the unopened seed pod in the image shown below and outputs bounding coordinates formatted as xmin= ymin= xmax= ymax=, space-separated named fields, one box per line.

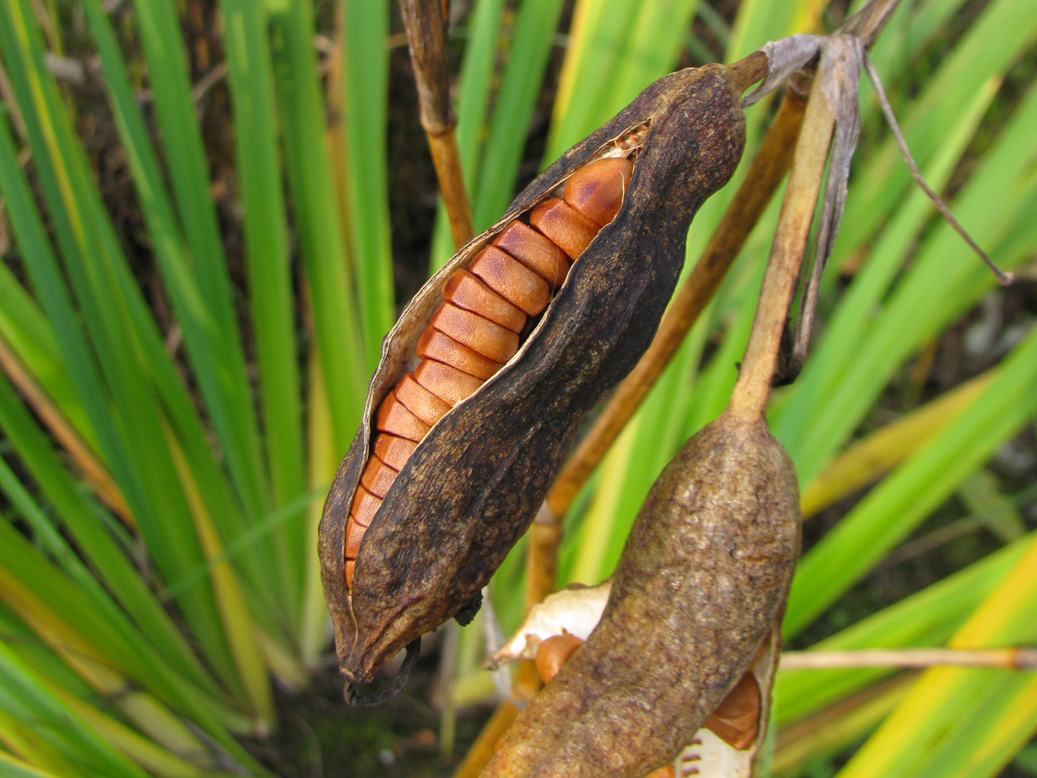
xmin=481 ymin=411 xmax=801 ymax=777
xmin=319 ymin=64 xmax=747 ymax=697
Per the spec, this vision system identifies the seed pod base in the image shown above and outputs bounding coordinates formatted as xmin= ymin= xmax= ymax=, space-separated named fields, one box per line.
xmin=319 ymin=64 xmax=747 ymax=694
xmin=481 ymin=412 xmax=801 ymax=778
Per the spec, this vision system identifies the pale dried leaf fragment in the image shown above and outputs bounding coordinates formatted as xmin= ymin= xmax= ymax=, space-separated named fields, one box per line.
xmin=485 ymin=581 xmax=612 ymax=668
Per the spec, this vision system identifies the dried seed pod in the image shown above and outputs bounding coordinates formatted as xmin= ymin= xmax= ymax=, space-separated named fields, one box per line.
xmin=481 ymin=412 xmax=800 ymax=777
xmin=319 ymin=64 xmax=747 ymax=695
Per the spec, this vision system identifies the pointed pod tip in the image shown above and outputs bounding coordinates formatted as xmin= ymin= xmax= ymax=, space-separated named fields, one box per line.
xmin=343 ymin=637 xmax=422 ymax=707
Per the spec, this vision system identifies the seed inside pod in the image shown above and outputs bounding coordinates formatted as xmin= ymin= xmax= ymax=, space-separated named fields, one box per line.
xmin=536 ymin=633 xmax=585 ymax=685
xmin=701 ymin=670 xmax=760 ymax=750
xmin=395 ymin=374 xmax=452 ymax=426
xmin=375 ymin=388 xmax=432 ymax=442
xmin=529 ymin=198 xmax=601 ymax=259
xmin=360 ymin=456 xmax=397 ymax=499
xmin=416 ymin=329 xmax=503 ymax=380
xmin=468 ymin=246 xmax=552 ymax=316
xmin=345 ymin=519 xmax=365 ymax=558
xmin=413 ymin=359 xmax=486 ymax=407
xmin=492 ymin=221 xmax=572 ymax=288
xmin=429 ymin=302 xmax=520 ymax=364
xmin=443 ymin=269 xmax=527 ymax=333
xmin=349 ymin=485 xmax=381 ymax=528
xmin=564 ymin=157 xmax=634 ymax=227
xmin=373 ymin=433 xmax=418 ymax=471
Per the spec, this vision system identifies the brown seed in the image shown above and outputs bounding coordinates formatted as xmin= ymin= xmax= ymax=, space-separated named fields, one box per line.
xmin=492 ymin=221 xmax=572 ymax=288
xmin=564 ymin=157 xmax=633 ymax=227
xmin=395 ymin=374 xmax=452 ymax=426
xmin=345 ymin=516 xmax=365 ymax=558
xmin=349 ymin=484 xmax=381 ymax=528
xmin=375 ymin=388 xmax=432 ymax=442
xmin=429 ymin=302 xmax=519 ymax=364
xmin=414 ymin=359 xmax=486 ymax=407
xmin=443 ymin=269 xmax=527 ymax=333
xmin=373 ymin=433 xmax=418 ymax=471
xmin=702 ymin=670 xmax=760 ymax=750
xmin=528 ymin=198 xmax=601 ymax=259
xmin=535 ymin=633 xmax=585 ymax=685
xmin=416 ymin=329 xmax=503 ymax=380
xmin=360 ymin=455 xmax=397 ymax=499
xmin=469 ymin=246 xmax=551 ymax=315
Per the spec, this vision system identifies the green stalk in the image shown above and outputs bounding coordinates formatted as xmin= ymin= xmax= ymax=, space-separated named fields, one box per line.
xmin=341 ymin=1 xmax=395 ymax=365
xmin=220 ymin=0 xmax=306 ymax=622
xmin=267 ymin=0 xmax=368 ymax=453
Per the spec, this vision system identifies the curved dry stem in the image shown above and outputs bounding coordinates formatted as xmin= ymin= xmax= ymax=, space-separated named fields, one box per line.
xmin=428 ymin=128 xmax=475 ymax=247
xmin=452 ymin=701 xmax=521 ymax=778
xmin=728 ymin=64 xmax=837 ymax=421
xmin=398 ymin=0 xmax=474 ymax=248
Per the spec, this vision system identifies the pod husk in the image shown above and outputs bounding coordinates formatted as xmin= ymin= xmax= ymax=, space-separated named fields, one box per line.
xmin=481 ymin=412 xmax=801 ymax=778
xmin=319 ymin=64 xmax=746 ymax=689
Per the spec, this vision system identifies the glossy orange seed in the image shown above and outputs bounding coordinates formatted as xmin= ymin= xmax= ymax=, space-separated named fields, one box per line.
xmin=535 ymin=633 xmax=585 ymax=685
xmin=443 ymin=269 xmax=527 ymax=333
xmin=349 ymin=484 xmax=381 ymax=528
xmin=469 ymin=246 xmax=551 ymax=316
xmin=429 ymin=302 xmax=519 ymax=364
xmin=563 ymin=157 xmax=633 ymax=227
xmin=373 ymin=433 xmax=418 ymax=471
xmin=345 ymin=517 xmax=365 ymax=558
xmin=528 ymin=198 xmax=601 ymax=260
xmin=416 ymin=328 xmax=503 ymax=380
xmin=395 ymin=374 xmax=452 ymax=426
xmin=360 ymin=455 xmax=397 ymax=499
xmin=492 ymin=220 xmax=571 ymax=288
xmin=375 ymin=388 xmax=432 ymax=442
xmin=702 ymin=670 xmax=760 ymax=750
xmin=414 ymin=359 xmax=486 ymax=407
xmin=344 ymin=559 xmax=356 ymax=589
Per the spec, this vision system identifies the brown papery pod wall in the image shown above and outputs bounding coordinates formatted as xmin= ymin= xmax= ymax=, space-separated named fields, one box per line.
xmin=482 ymin=413 xmax=801 ymax=777
xmin=319 ymin=64 xmax=746 ymax=694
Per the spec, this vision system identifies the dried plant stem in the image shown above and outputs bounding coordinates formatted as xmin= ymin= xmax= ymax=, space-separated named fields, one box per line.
xmin=728 ymin=68 xmax=837 ymax=421
xmin=544 ymin=85 xmax=809 ymax=523
xmin=781 ymin=647 xmax=1037 ymax=671
xmin=729 ymin=50 xmax=770 ymax=93
xmin=428 ymin=127 xmax=475 ymax=247
xmin=452 ymin=701 xmax=521 ymax=778
xmin=0 ymin=334 xmax=132 ymax=526
xmin=398 ymin=0 xmax=474 ymax=247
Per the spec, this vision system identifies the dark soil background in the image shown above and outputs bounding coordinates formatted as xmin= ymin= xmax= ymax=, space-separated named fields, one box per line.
xmin=55 ymin=0 xmax=1036 ymax=776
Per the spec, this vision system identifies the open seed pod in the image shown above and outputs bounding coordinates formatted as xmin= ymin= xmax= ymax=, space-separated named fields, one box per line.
xmin=481 ymin=411 xmax=801 ymax=777
xmin=319 ymin=63 xmax=747 ymax=697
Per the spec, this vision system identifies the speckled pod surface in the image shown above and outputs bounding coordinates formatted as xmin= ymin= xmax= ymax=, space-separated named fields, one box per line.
xmin=319 ymin=64 xmax=746 ymax=692
xmin=481 ymin=413 xmax=801 ymax=777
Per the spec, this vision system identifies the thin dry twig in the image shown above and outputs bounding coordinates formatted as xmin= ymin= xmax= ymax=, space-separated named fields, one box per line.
xmin=781 ymin=647 xmax=1037 ymax=671
xmin=729 ymin=46 xmax=841 ymax=418
xmin=860 ymin=51 xmax=1012 ymax=285
xmin=398 ymin=0 xmax=474 ymax=248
